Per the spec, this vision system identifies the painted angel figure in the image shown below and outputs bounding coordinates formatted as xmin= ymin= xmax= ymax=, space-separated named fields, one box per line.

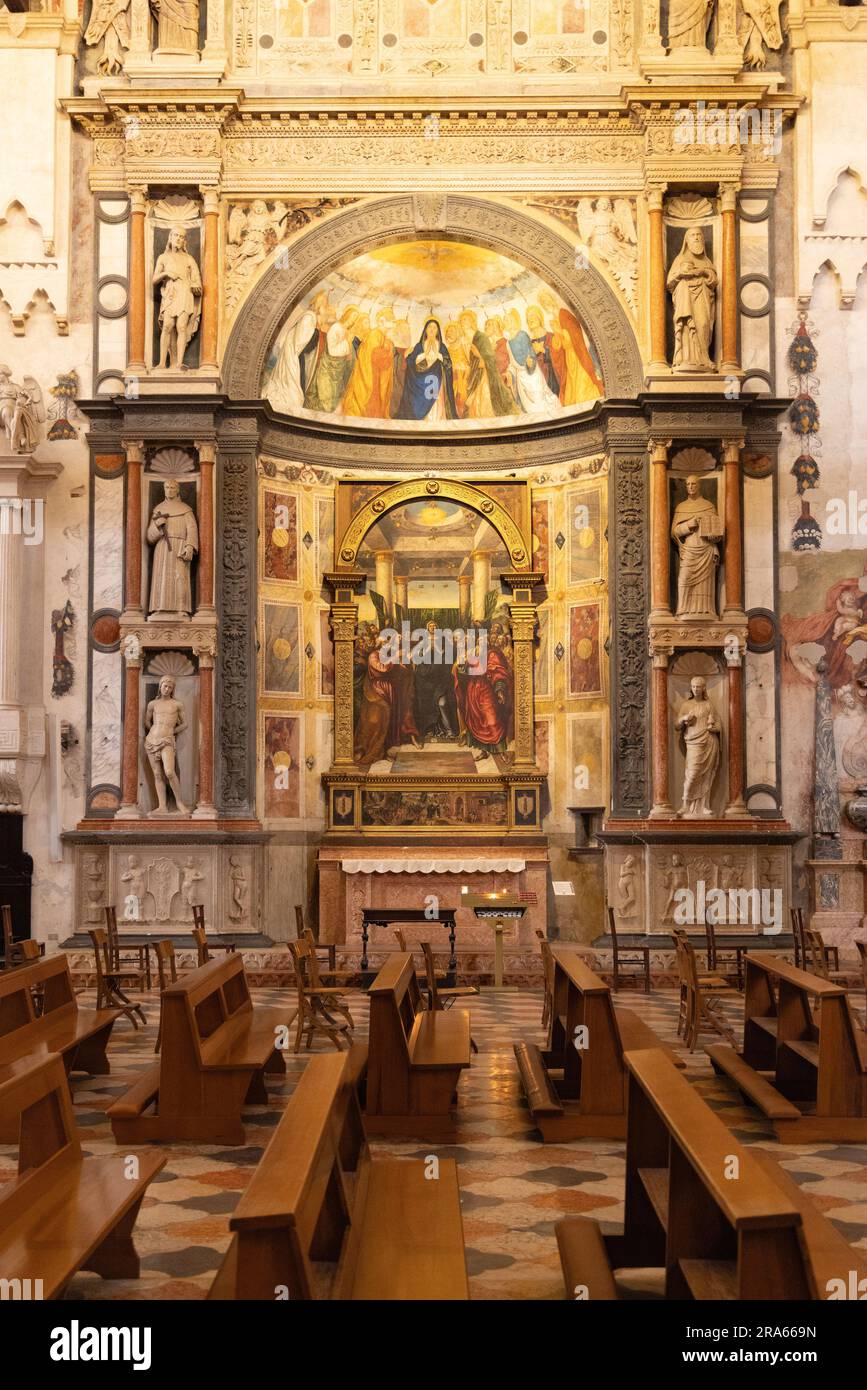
xmin=84 ymin=0 xmax=130 ymax=76
xmin=575 ymin=197 xmax=638 ymax=303
xmin=740 ymin=0 xmax=785 ymax=70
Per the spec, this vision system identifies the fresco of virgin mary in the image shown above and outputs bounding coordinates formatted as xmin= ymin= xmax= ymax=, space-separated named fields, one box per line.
xmin=396 ymin=318 xmax=458 ymax=422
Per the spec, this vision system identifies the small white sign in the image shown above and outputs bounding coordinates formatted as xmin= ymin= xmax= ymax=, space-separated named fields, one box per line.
xmin=552 ymin=881 xmax=575 ymax=896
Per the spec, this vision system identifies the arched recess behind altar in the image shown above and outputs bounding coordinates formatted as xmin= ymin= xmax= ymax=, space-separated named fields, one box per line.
xmin=222 ymin=195 xmax=644 ymax=406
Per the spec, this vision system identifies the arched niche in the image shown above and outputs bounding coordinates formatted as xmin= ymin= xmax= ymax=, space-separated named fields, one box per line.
xmin=222 ymin=194 xmax=644 ymax=408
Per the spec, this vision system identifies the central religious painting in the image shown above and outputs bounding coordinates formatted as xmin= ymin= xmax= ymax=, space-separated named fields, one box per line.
xmin=261 ymin=239 xmax=603 ymax=428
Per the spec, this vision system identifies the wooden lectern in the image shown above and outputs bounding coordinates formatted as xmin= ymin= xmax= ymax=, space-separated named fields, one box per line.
xmin=466 ymin=892 xmax=526 ymax=991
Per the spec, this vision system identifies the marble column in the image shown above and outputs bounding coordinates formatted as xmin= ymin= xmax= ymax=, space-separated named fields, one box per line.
xmin=194 ymin=439 xmax=215 ymax=616
xmin=649 ymin=438 xmax=672 ymax=618
xmin=472 ymin=550 xmax=492 ymax=623
xmin=649 ymin=651 xmax=675 ymax=818
xmin=0 ymin=501 xmax=22 ymax=712
xmin=724 ymin=651 xmax=748 ymax=818
xmin=192 ymin=643 xmax=217 ymax=820
xmin=373 ymin=551 xmax=393 ymax=617
xmin=127 ymin=187 xmax=148 ymax=375
xmin=116 ymin=637 xmax=142 ymax=819
xmin=647 ymin=186 xmax=667 ymax=372
xmin=720 ymin=184 xmax=740 ymax=375
xmin=723 ymin=437 xmax=744 ymax=619
xmin=200 ymin=189 xmax=220 ymax=371
xmin=122 ymin=439 xmax=144 ymax=619
xmin=459 ymin=573 xmax=472 ymax=623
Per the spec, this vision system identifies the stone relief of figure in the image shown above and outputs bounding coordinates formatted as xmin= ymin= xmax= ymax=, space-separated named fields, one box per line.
xmin=153 ymin=226 xmax=202 ymax=370
xmin=0 ymin=366 xmax=45 ymax=454
xmin=719 ymin=853 xmax=744 ymax=893
xmin=180 ymin=857 xmax=204 ymax=918
xmin=146 ymin=478 xmax=198 ymax=619
xmin=740 ymin=0 xmax=785 ymax=70
xmin=675 ymin=675 xmax=721 ymax=818
xmin=666 ymin=227 xmax=717 ymax=371
xmin=149 ymin=856 xmax=181 ymax=921
xmin=618 ymin=854 xmax=638 ymax=917
xmin=667 ymin=0 xmax=714 ymax=50
xmin=662 ymin=853 xmax=689 ymax=921
xmin=228 ymin=856 xmax=249 ymax=921
xmin=670 ymin=474 xmax=723 ymax=619
xmin=120 ymin=853 xmax=150 ymax=921
xmin=150 ymin=0 xmax=199 ymax=54
xmin=144 ymin=675 xmax=190 ymax=816
xmin=575 ymin=197 xmax=638 ymax=307
xmin=84 ymin=0 xmax=130 ymax=75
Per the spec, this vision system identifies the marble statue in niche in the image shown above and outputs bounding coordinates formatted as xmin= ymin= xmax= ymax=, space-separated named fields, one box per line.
xmin=618 ymin=854 xmax=638 ymax=917
xmin=180 ymin=858 xmax=204 ymax=918
xmin=150 ymin=0 xmax=199 ymax=54
xmin=675 ymin=675 xmax=721 ymax=818
xmin=671 ymin=475 xmax=723 ymax=619
xmin=667 ymin=0 xmax=713 ymax=50
xmin=661 ymin=853 xmax=688 ymax=920
xmin=228 ymin=856 xmax=249 ymax=920
xmin=84 ymin=0 xmax=130 ymax=74
xmin=153 ymin=227 xmax=202 ymax=370
xmin=144 ymin=675 xmax=190 ymax=817
xmin=147 ymin=479 xmax=198 ymax=619
xmin=666 ymin=228 xmax=717 ymax=371
xmin=0 ymin=367 xmax=44 ymax=454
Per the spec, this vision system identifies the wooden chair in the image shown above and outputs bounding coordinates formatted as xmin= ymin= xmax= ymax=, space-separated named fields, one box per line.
xmin=192 ymin=903 xmax=205 ymax=930
xmin=104 ymin=905 xmax=150 ymax=992
xmin=671 ymin=927 xmax=734 ymax=1041
xmin=803 ymin=926 xmax=845 ymax=983
xmin=365 ymin=953 xmax=471 ymax=1136
xmin=153 ymin=939 xmax=185 ymax=1054
xmin=0 ymin=1052 xmax=165 ymax=1297
xmin=88 ymin=927 xmax=146 ymax=1028
xmin=108 ymin=954 xmax=294 ymax=1145
xmin=703 ymin=911 xmax=744 ymax=989
xmin=675 ymin=931 xmax=738 ymax=1052
xmin=535 ymin=928 xmax=555 ymax=1031
xmin=192 ymin=922 xmax=210 ymax=966
xmin=514 ymin=947 xmax=683 ymax=1142
xmin=790 ymin=906 xmax=806 ymax=970
xmin=209 ymin=1050 xmax=468 ymax=1301
xmin=556 ymin=1047 xmax=864 ymax=1301
xmin=289 ymin=938 xmax=352 ymax=1053
xmin=393 ymin=926 xmax=408 ymax=952
xmin=420 ymin=940 xmax=478 ymax=1053
xmin=607 ymin=905 xmax=651 ymax=993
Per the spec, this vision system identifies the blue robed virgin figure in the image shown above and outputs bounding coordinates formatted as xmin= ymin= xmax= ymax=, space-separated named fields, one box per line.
xmin=396 ymin=318 xmax=458 ymax=422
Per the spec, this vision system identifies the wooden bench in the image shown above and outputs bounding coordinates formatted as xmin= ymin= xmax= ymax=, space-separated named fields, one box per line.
xmin=706 ymin=952 xmax=867 ymax=1142
xmin=210 ymin=1049 xmax=468 ymax=1300
xmin=0 ymin=954 xmax=120 ymax=1143
xmin=107 ymin=954 xmax=296 ymax=1145
xmin=556 ymin=1048 xmax=849 ymax=1300
xmin=0 ymin=1052 xmax=164 ymax=1298
xmin=513 ymin=947 xmax=682 ymax=1141
xmin=364 ymin=953 xmax=471 ymax=1136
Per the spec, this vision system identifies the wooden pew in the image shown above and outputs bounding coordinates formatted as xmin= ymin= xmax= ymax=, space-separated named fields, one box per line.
xmin=107 ymin=954 xmax=296 ymax=1145
xmin=513 ymin=947 xmax=682 ymax=1141
xmin=0 ymin=954 xmax=120 ymax=1142
xmin=209 ymin=1049 xmax=468 ymax=1300
xmin=0 ymin=1052 xmax=164 ymax=1298
xmin=706 ymin=952 xmax=867 ymax=1142
xmin=556 ymin=1048 xmax=844 ymax=1300
xmin=364 ymin=952 xmax=471 ymax=1136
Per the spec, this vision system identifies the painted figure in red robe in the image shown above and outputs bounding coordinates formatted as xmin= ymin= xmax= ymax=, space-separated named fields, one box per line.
xmin=454 ymin=641 xmax=513 ymax=760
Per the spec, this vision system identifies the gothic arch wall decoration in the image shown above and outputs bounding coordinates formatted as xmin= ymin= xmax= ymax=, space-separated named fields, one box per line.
xmin=222 ymin=195 xmax=645 ymax=405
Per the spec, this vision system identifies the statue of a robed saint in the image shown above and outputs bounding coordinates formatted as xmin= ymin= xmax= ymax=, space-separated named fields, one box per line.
xmin=666 ymin=227 xmax=717 ymax=371
xmin=144 ymin=675 xmax=190 ymax=816
xmin=150 ymin=0 xmax=199 ymax=54
xmin=670 ymin=474 xmax=723 ymax=619
xmin=147 ymin=478 xmax=198 ymax=619
xmin=675 ymin=675 xmax=721 ymax=819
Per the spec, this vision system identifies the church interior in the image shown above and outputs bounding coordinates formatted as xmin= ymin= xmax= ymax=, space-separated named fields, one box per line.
xmin=2 ymin=0 xmax=867 ymax=1337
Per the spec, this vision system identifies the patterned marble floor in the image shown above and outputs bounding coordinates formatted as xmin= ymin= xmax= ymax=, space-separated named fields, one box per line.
xmin=3 ymin=980 xmax=866 ymax=1301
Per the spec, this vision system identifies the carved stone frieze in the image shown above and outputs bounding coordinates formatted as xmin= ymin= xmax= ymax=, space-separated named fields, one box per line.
xmin=610 ymin=451 xmax=649 ymax=815
xmin=216 ymin=450 xmax=256 ymax=817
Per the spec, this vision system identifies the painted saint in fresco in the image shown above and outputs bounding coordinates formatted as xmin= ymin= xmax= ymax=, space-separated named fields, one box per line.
xmin=262 ymin=241 xmax=604 ymax=428
xmin=454 ymin=637 xmax=514 ymax=760
xmin=353 ymin=638 xmax=420 ymax=765
xmin=396 ymin=318 xmax=458 ymax=421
